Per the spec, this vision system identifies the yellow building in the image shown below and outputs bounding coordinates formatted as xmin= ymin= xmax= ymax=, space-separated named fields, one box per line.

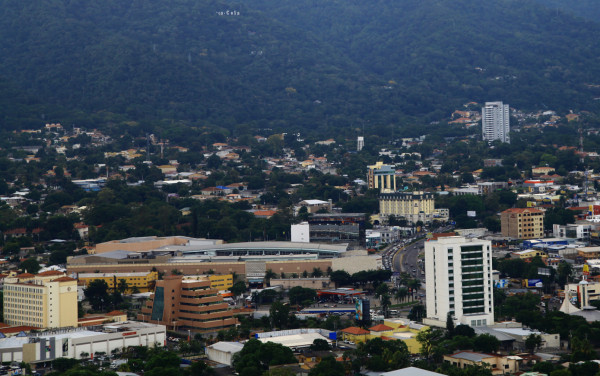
xmin=379 ymin=191 xmax=436 ymax=224
xmin=340 ymin=319 xmax=429 ymax=354
xmin=512 ymin=249 xmax=547 ymax=260
xmin=3 ymin=271 xmax=78 ymax=329
xmin=500 ymin=208 xmax=544 ymax=239
xmin=367 ymin=161 xmax=397 ymax=192
xmin=208 ymin=274 xmax=234 ymax=290
xmin=77 ymin=271 xmax=158 ymax=293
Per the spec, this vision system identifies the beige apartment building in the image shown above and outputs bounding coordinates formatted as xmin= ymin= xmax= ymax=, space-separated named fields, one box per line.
xmin=3 ymin=271 xmax=78 ymax=329
xmin=379 ymin=191 xmax=435 ymax=224
xmin=500 ymin=208 xmax=544 ymax=239
xmin=138 ymin=275 xmax=238 ymax=334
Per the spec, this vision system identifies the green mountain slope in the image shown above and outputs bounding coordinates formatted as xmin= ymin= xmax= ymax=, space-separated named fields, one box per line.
xmin=246 ymin=0 xmax=600 ymax=112
xmin=1 ymin=0 xmax=600 ymax=132
xmin=531 ymin=0 xmax=600 ymax=21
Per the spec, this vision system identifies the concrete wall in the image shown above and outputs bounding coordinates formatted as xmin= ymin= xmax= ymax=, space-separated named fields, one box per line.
xmin=331 ymin=255 xmax=381 ymax=274
xmin=270 ymin=278 xmax=332 ymax=289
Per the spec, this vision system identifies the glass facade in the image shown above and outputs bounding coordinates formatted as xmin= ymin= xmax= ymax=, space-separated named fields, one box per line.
xmin=151 ymin=286 xmax=165 ymax=321
xmin=461 ymin=245 xmax=485 ymax=315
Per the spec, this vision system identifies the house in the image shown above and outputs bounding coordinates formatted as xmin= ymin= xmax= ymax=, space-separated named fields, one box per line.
xmin=201 ymin=187 xmax=221 ymax=196
xmin=297 ymin=199 xmax=332 ymax=214
xmin=74 ymin=223 xmax=89 ymax=240
xmin=253 ymin=210 xmax=277 ymax=219
xmin=157 ymin=165 xmax=177 ymax=175
xmin=443 ymin=351 xmax=521 ymax=375
xmin=212 ymin=143 xmax=229 ymax=150
xmin=340 ymin=327 xmax=369 ymax=343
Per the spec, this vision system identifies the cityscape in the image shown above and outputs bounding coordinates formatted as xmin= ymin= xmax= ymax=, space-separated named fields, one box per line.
xmin=1 ymin=101 xmax=600 ymax=376
xmin=2 ymin=1 xmax=600 ymax=376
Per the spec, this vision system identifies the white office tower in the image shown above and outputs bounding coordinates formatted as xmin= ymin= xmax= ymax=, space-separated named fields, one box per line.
xmin=425 ymin=236 xmax=494 ymax=327
xmin=357 ymin=136 xmax=364 ymax=151
xmin=482 ymin=101 xmax=510 ymax=143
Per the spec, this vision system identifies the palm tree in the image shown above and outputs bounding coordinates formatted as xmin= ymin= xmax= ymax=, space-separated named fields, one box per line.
xmin=117 ymin=279 xmax=129 ymax=295
xmin=265 ymin=269 xmax=278 ymax=287
xmin=381 ymin=294 xmax=392 ymax=318
xmin=407 ymin=279 xmax=421 ymax=300
xmin=395 ymin=287 xmax=409 ymax=303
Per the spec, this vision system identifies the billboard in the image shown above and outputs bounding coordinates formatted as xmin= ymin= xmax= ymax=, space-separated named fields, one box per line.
xmin=355 ymin=298 xmax=370 ymax=322
xmin=524 ymin=279 xmax=543 ymax=288
xmin=495 ymin=279 xmax=508 ymax=288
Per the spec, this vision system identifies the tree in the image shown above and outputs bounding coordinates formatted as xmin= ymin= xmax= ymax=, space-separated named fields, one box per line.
xmin=309 ymin=338 xmax=331 ymax=351
xmin=395 ymin=287 xmax=409 ymax=303
xmin=446 ymin=312 xmax=455 ymax=338
xmin=52 ymin=358 xmax=79 ymax=372
xmin=263 ymin=368 xmax=295 ymax=376
xmin=525 ymin=334 xmax=542 ymax=354
xmin=549 ymin=370 xmax=571 ymax=376
xmin=265 ymin=269 xmax=277 ymax=286
xmin=117 ymin=279 xmax=129 ymax=294
xmin=569 ymin=361 xmax=599 ymax=376
xmin=311 ymin=267 xmax=323 ymax=277
xmin=288 ymin=286 xmax=317 ymax=306
xmin=232 ymin=339 xmax=297 ymax=375
xmin=20 ymin=258 xmax=41 ymax=274
xmin=375 ymin=283 xmax=389 ymax=298
xmin=186 ymin=360 xmax=215 ymax=376
xmin=571 ymin=337 xmax=596 ymax=362
xmin=230 ymin=281 xmax=247 ymax=297
xmin=557 ymin=261 xmax=573 ymax=288
xmin=416 ymin=328 xmax=444 ymax=360
xmin=532 ymin=362 xmax=556 ymax=375
xmin=473 ymin=334 xmax=500 ymax=354
xmin=308 ymin=356 xmax=345 ymax=376
xmin=84 ymin=279 xmax=110 ymax=311
xmin=408 ymin=304 xmax=425 ymax=321
xmin=453 ymin=324 xmax=475 ymax=338
xmin=330 ymin=270 xmax=351 ymax=287
xmin=270 ymin=301 xmax=291 ymax=329
xmin=381 ymin=294 xmax=391 ymax=318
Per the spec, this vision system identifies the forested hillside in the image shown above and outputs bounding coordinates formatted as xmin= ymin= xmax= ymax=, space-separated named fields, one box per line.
xmin=1 ymin=0 xmax=600 ymax=134
xmin=531 ymin=0 xmax=600 ymax=21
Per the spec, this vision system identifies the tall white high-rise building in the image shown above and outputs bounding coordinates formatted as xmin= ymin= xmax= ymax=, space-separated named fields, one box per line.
xmin=425 ymin=236 xmax=494 ymax=327
xmin=482 ymin=101 xmax=510 ymax=143
xmin=357 ymin=136 xmax=364 ymax=151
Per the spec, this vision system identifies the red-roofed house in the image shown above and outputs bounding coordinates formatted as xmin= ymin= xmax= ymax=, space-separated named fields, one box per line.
xmin=253 ymin=210 xmax=277 ymax=219
xmin=341 ymin=326 xmax=369 ymax=343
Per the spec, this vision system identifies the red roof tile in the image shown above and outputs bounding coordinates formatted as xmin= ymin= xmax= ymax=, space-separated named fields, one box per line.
xmin=369 ymin=324 xmax=393 ymax=332
xmin=106 ymin=310 xmax=125 ymax=316
xmin=341 ymin=327 xmax=370 ymax=335
xmin=36 ymin=270 xmax=64 ymax=277
xmin=51 ymin=276 xmax=77 ymax=282
xmin=0 ymin=325 xmax=40 ymax=334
